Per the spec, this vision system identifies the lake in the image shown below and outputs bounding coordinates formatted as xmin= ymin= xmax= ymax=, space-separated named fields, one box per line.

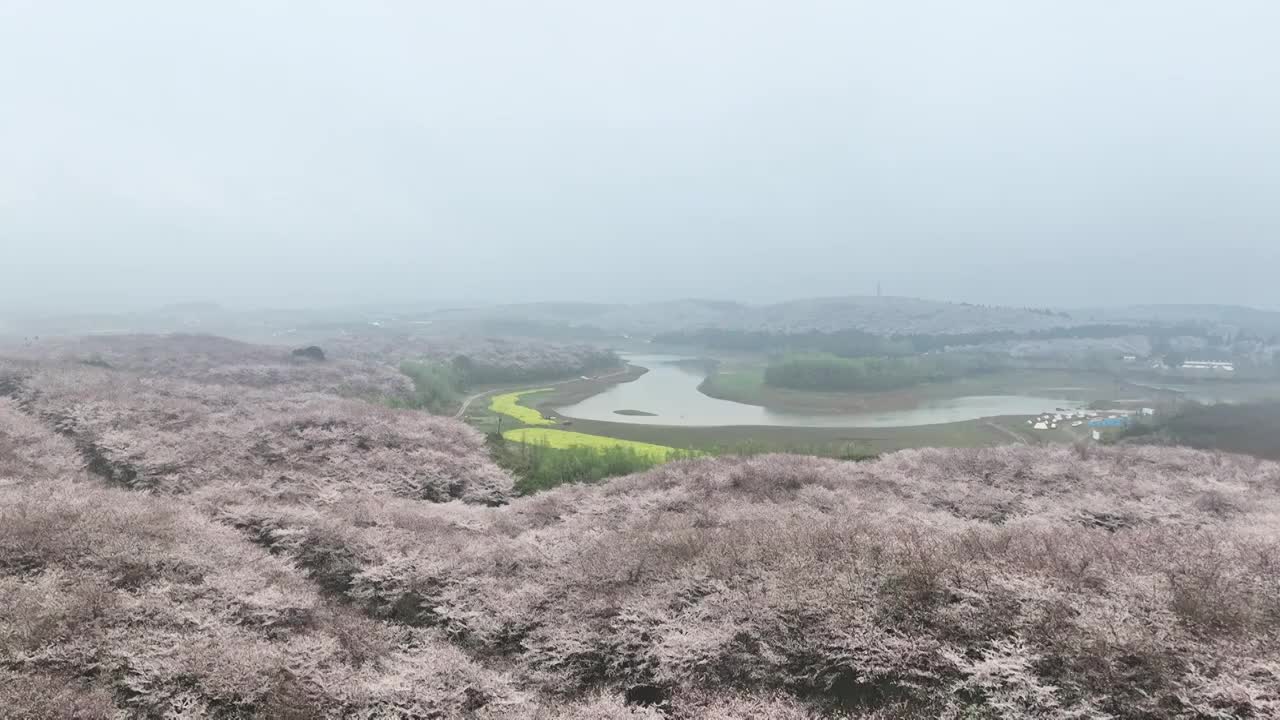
xmin=555 ymin=354 xmax=1085 ymax=428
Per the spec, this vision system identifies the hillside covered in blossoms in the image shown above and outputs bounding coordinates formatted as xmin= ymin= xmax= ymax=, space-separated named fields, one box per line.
xmin=2 ymin=336 xmax=1278 ymax=719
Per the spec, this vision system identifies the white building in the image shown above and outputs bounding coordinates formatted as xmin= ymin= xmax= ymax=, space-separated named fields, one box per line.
xmin=1181 ymin=360 xmax=1235 ymax=372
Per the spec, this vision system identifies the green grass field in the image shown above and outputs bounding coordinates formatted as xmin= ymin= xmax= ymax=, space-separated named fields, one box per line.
xmin=699 ymin=367 xmax=766 ymax=401
xmin=502 ymin=428 xmax=685 ymax=461
xmin=700 ymin=364 xmax=1146 ymax=415
xmin=489 ymin=389 xmax=555 ymax=425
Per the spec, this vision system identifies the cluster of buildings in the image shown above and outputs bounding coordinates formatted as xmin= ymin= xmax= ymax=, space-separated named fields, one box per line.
xmin=1027 ymin=407 xmax=1154 ymax=433
xmin=1179 ymin=360 xmax=1236 ymax=372
xmin=1028 ymin=409 xmax=1094 ymax=431
xmin=1121 ymin=355 xmax=1236 ymax=373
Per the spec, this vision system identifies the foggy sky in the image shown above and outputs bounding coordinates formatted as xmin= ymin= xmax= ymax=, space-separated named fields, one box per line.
xmin=3 ymin=0 xmax=1278 ymax=312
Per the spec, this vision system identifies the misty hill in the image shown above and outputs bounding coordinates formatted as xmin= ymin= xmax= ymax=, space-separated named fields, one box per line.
xmin=1093 ymin=304 xmax=1280 ymax=338
xmin=7 ymin=298 xmax=1280 ymax=345
xmin=416 ymin=296 xmax=1088 ymax=337
xmin=743 ymin=296 xmax=1079 ymax=334
xmin=3 ymin=333 xmax=417 ymax=401
xmin=413 ymin=297 xmax=1280 ymax=340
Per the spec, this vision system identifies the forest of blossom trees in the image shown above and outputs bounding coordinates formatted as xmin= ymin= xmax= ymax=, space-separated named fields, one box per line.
xmin=2 ymin=334 xmax=1279 ymax=718
xmin=318 ymin=333 xmax=621 ymax=385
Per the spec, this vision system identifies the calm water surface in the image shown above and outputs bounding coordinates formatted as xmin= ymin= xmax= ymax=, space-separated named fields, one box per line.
xmin=555 ymin=355 xmax=1084 ymax=428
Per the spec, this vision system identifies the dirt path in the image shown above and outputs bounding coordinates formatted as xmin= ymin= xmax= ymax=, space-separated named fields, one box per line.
xmin=452 ymin=367 xmax=632 ymax=419
xmin=453 ymin=389 xmax=500 ymax=419
xmin=984 ymin=420 xmax=1030 ymax=445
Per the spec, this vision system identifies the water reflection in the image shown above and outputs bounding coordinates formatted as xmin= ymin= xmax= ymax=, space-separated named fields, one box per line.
xmin=556 ymin=355 xmax=1084 ymax=428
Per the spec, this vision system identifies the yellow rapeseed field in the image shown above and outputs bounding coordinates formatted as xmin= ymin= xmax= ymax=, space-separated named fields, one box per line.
xmin=489 ymin=389 xmax=555 ymax=426
xmin=502 ymin=428 xmax=683 ymax=461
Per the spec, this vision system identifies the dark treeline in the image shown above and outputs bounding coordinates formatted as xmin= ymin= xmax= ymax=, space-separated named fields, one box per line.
xmin=398 ymin=349 xmax=620 ymax=413
xmin=655 ymin=323 xmax=1212 ymax=356
xmin=655 ymin=327 xmax=909 ymax=356
xmin=457 ymin=318 xmax=617 ymax=341
xmin=396 ymin=360 xmax=464 ymax=413
xmin=451 ymin=349 xmax=620 ymax=385
xmin=488 ymin=434 xmax=675 ymax=493
xmin=764 ymin=352 xmax=1004 ymax=392
xmin=1121 ymin=401 xmax=1280 ymax=461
